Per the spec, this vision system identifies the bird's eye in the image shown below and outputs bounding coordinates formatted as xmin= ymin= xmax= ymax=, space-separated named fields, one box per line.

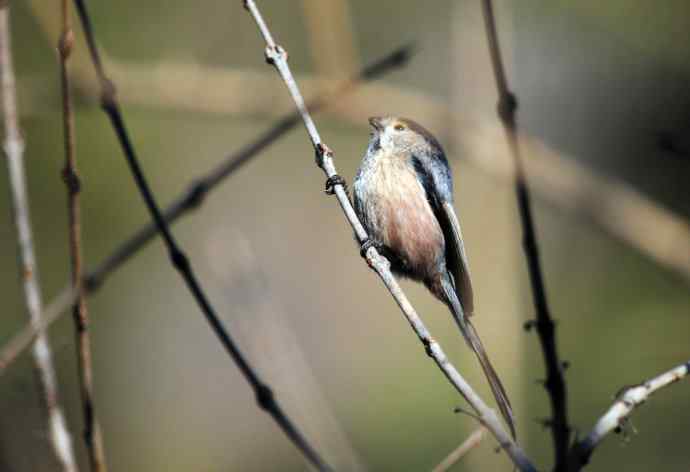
xmin=394 ymin=124 xmax=405 ymax=131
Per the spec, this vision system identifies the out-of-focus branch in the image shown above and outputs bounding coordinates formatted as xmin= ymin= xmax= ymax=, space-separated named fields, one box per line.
xmin=464 ymin=124 xmax=690 ymax=285
xmin=300 ymin=0 xmax=360 ymax=80
xmin=58 ymin=1 xmax=108 ymax=469
xmin=0 ymin=5 xmax=78 ymax=471
xmin=0 ymin=287 xmax=79 ymax=373
xmin=568 ymin=360 xmax=690 ymax=469
xmin=71 ymin=0 xmax=332 ymax=470
xmin=0 ymin=43 xmax=412 ymax=373
xmin=243 ymin=1 xmax=536 ymax=470
xmin=18 ymin=50 xmax=688 ymax=284
xmin=431 ymin=427 xmax=486 ymax=472
xmin=205 ymin=228 xmax=367 ymax=471
xmin=480 ymin=1 xmax=571 ymax=469
xmin=20 ymin=2 xmax=690 ymax=278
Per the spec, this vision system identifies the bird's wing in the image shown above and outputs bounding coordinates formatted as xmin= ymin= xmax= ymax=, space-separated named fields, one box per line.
xmin=411 ymin=155 xmax=474 ymax=315
xmin=439 ymin=201 xmax=474 ymax=315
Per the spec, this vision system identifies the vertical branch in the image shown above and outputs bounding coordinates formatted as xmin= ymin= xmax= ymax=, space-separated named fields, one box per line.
xmin=479 ymin=1 xmax=571 ymax=469
xmin=58 ymin=1 xmax=108 ymax=470
xmin=70 ymin=1 xmax=331 ymax=470
xmin=243 ymin=2 xmax=537 ymax=471
xmin=0 ymin=3 xmax=78 ymax=471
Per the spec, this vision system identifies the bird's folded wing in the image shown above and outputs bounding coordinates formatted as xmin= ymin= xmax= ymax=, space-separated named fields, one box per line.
xmin=440 ymin=201 xmax=474 ymax=315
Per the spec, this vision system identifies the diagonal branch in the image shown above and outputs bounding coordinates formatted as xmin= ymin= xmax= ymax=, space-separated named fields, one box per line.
xmin=243 ymin=1 xmax=536 ymax=470
xmin=568 ymin=360 xmax=690 ymax=469
xmin=0 ymin=43 xmax=412 ymax=373
xmin=479 ymin=1 xmax=571 ymax=469
xmin=0 ymin=4 xmax=79 ymax=471
xmin=58 ymin=1 xmax=108 ymax=469
xmin=71 ymin=0 xmax=331 ymax=469
xmin=432 ymin=427 xmax=486 ymax=472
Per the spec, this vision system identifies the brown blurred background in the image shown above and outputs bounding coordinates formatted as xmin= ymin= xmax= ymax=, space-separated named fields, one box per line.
xmin=1 ymin=1 xmax=689 ymax=470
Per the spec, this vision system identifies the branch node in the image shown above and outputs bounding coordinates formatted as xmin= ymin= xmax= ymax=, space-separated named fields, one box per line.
xmin=61 ymin=166 xmax=82 ymax=195
xmin=497 ymin=91 xmax=518 ymax=125
xmin=523 ymin=319 xmax=536 ymax=331
xmin=99 ymin=77 xmax=117 ymax=110
xmin=58 ymin=29 xmax=75 ymax=60
xmin=170 ymin=249 xmax=190 ymax=273
xmin=422 ymin=337 xmax=434 ymax=357
xmin=83 ymin=274 xmax=101 ymax=294
xmin=315 ymin=142 xmax=333 ymax=168
xmin=255 ymin=383 xmax=275 ymax=411
xmin=187 ymin=179 xmax=210 ymax=208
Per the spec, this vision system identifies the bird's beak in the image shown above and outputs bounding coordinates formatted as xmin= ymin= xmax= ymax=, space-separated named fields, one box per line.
xmin=368 ymin=116 xmax=384 ymax=131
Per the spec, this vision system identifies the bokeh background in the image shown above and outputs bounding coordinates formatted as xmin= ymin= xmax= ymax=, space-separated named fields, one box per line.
xmin=2 ymin=1 xmax=689 ymax=470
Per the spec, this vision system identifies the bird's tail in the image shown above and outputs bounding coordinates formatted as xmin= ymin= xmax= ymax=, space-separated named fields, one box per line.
xmin=441 ymin=276 xmax=516 ymax=438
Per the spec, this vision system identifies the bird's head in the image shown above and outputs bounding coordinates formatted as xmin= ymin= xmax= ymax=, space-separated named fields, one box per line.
xmin=368 ymin=116 xmax=441 ymax=155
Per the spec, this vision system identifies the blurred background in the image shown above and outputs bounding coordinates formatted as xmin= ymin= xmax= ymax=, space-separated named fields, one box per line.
xmin=1 ymin=0 xmax=689 ymax=470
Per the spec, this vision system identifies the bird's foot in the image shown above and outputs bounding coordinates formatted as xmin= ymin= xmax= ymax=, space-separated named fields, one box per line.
xmin=360 ymin=238 xmax=385 ymax=263
xmin=324 ymin=174 xmax=348 ymax=196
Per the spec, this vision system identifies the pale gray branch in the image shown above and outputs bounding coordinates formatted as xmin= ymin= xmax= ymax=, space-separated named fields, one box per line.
xmin=570 ymin=360 xmax=690 ymax=467
xmin=0 ymin=6 xmax=78 ymax=471
xmin=243 ymin=1 xmax=536 ymax=470
xmin=432 ymin=427 xmax=486 ymax=472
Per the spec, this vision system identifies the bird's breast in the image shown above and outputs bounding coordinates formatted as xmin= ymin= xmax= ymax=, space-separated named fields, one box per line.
xmin=355 ymin=151 xmax=444 ymax=280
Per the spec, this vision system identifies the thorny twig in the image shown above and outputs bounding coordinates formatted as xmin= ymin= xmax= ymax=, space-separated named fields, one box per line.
xmin=244 ymin=1 xmax=536 ymax=470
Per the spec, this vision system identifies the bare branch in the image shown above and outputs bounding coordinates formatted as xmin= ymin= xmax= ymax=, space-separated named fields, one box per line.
xmin=0 ymin=287 xmax=79 ymax=373
xmin=479 ymin=1 xmax=571 ymax=468
xmin=70 ymin=0 xmax=332 ymax=469
xmin=432 ymin=427 xmax=486 ymax=472
xmin=58 ymin=0 xmax=108 ymax=469
xmin=243 ymin=1 xmax=536 ymax=470
xmin=0 ymin=5 xmax=79 ymax=471
xmin=568 ymin=360 xmax=690 ymax=468
xmin=0 ymin=43 xmax=412 ymax=373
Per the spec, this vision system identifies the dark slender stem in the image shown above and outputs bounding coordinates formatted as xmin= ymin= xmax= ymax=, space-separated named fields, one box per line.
xmin=72 ymin=0 xmax=331 ymax=469
xmin=0 ymin=43 xmax=412 ymax=374
xmin=479 ymin=1 xmax=571 ymax=469
xmin=58 ymin=1 xmax=107 ymax=470
xmin=84 ymin=43 xmax=413 ymax=291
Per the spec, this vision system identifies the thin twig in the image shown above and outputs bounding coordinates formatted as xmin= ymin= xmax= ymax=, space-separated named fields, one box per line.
xmin=0 ymin=43 xmax=411 ymax=372
xmin=0 ymin=287 xmax=79 ymax=372
xmin=58 ymin=1 xmax=108 ymax=470
xmin=0 ymin=5 xmax=78 ymax=471
xmin=71 ymin=0 xmax=331 ymax=470
xmin=243 ymin=1 xmax=536 ymax=470
xmin=568 ymin=360 xmax=690 ymax=469
xmin=480 ymin=1 xmax=571 ymax=469
xmin=432 ymin=427 xmax=487 ymax=472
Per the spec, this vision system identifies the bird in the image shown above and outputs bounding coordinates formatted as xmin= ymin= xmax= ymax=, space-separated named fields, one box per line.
xmin=352 ymin=116 xmax=515 ymax=437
